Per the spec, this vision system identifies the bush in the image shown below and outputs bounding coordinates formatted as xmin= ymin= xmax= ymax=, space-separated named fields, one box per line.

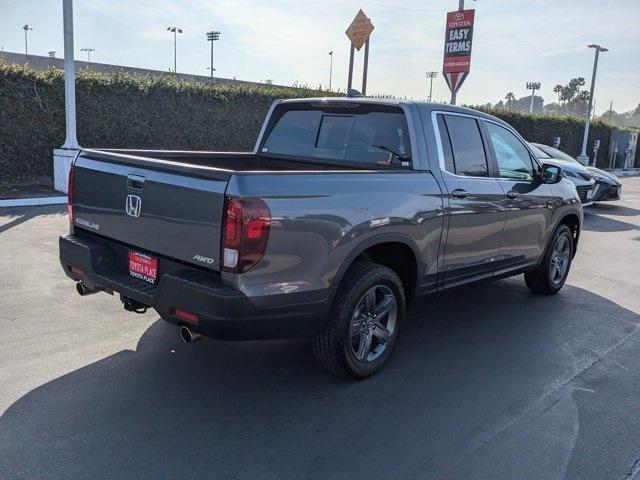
xmin=0 ymin=62 xmax=333 ymax=184
xmin=471 ymin=106 xmax=617 ymax=168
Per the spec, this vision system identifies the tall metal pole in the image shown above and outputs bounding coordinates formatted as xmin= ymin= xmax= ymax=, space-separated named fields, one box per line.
xmin=577 ymin=44 xmax=608 ymax=165
xmin=61 ymin=0 xmax=78 ymax=149
xmin=361 ymin=38 xmax=369 ymax=95
xmin=449 ymin=0 xmax=464 ymax=105
xmin=328 ymin=51 xmax=333 ymax=91
xmin=210 ymin=37 xmax=214 ymax=78
xmin=173 ymin=29 xmax=177 ymax=73
xmin=347 ymin=44 xmax=355 ymax=91
xmin=426 ymin=71 xmax=437 ymax=102
xmin=23 ymin=25 xmax=33 ymax=55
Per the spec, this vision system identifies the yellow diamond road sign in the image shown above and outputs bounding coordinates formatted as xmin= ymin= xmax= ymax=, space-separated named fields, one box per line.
xmin=345 ymin=9 xmax=374 ymax=51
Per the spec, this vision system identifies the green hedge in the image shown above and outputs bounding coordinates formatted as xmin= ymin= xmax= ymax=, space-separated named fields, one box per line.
xmin=0 ymin=62 xmax=333 ymax=184
xmin=1 ymin=61 xmax=621 ymax=184
xmin=471 ymin=106 xmax=617 ymax=168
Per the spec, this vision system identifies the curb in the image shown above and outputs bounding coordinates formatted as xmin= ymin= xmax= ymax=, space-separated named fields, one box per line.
xmin=0 ymin=196 xmax=67 ymax=208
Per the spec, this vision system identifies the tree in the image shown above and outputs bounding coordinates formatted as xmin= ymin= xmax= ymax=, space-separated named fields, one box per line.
xmin=505 ymin=92 xmax=516 ymax=109
xmin=553 ymin=84 xmax=563 ymax=103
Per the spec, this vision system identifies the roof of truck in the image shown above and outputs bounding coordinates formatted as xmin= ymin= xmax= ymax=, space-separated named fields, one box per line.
xmin=278 ymin=96 xmax=507 ymax=125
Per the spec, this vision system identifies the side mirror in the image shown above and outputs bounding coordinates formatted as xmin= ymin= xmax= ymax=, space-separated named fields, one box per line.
xmin=541 ymin=164 xmax=562 ymax=184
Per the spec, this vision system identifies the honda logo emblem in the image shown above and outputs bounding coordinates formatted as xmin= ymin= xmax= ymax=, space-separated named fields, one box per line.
xmin=126 ymin=194 xmax=142 ymax=217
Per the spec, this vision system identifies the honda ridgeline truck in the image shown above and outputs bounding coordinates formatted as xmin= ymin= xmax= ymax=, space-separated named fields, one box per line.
xmin=60 ymin=96 xmax=582 ymax=379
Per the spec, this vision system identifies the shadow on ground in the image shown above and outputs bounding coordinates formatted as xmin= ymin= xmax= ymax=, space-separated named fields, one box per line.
xmin=1 ymin=279 xmax=638 ymax=480
xmin=0 ymin=206 xmax=66 ymax=234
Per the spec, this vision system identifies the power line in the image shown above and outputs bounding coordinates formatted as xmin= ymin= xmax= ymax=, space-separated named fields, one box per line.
xmin=353 ymin=0 xmax=446 ymax=14
xmin=600 ymin=58 xmax=640 ymax=88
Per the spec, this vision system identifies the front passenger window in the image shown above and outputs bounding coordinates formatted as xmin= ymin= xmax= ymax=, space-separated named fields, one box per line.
xmin=485 ymin=123 xmax=535 ymax=181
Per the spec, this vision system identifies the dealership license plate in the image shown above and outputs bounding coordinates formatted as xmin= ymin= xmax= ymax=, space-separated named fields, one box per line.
xmin=586 ymin=188 xmax=595 ymax=200
xmin=128 ymin=251 xmax=158 ymax=284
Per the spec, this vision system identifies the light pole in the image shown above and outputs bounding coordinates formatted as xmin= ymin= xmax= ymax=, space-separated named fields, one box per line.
xmin=206 ymin=31 xmax=220 ymax=78
xmin=426 ymin=71 xmax=438 ymax=101
xmin=328 ymin=51 xmax=333 ymax=91
xmin=526 ymin=81 xmax=540 ymax=113
xmin=577 ymin=44 xmax=608 ymax=166
xmin=80 ymin=47 xmax=94 ymax=62
xmin=166 ymin=26 xmax=183 ymax=73
xmin=23 ymin=24 xmax=33 ymax=55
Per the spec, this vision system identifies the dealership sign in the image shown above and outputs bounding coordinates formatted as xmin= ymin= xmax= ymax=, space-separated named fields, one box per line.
xmin=442 ymin=9 xmax=475 ymax=96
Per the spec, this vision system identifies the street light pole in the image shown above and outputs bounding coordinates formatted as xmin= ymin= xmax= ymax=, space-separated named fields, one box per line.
xmin=577 ymin=44 xmax=608 ymax=166
xmin=206 ymin=31 xmax=220 ymax=78
xmin=526 ymin=81 xmax=540 ymax=113
xmin=167 ymin=26 xmax=183 ymax=73
xmin=23 ymin=24 xmax=33 ymax=55
xmin=329 ymin=51 xmax=334 ymax=91
xmin=426 ymin=71 xmax=437 ymax=101
xmin=81 ymin=47 xmax=94 ymax=62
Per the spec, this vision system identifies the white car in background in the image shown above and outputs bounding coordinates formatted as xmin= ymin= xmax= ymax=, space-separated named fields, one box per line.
xmin=531 ymin=143 xmax=622 ymax=202
xmin=528 ymin=143 xmax=597 ymax=206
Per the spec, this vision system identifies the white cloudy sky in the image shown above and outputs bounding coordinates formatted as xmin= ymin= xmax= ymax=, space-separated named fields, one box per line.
xmin=2 ymin=0 xmax=639 ymax=113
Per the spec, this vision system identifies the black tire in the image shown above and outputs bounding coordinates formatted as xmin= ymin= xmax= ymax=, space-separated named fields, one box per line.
xmin=312 ymin=261 xmax=405 ymax=380
xmin=525 ymin=224 xmax=574 ymax=294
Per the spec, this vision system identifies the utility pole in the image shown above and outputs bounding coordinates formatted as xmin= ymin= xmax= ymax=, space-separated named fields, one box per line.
xmin=206 ymin=30 xmax=220 ymax=78
xmin=426 ymin=71 xmax=438 ymax=101
xmin=23 ymin=24 xmax=33 ymax=55
xmin=526 ymin=81 xmax=540 ymax=113
xmin=166 ymin=26 xmax=183 ymax=73
xmin=61 ymin=0 xmax=78 ymax=149
xmin=577 ymin=44 xmax=608 ymax=166
xmin=328 ymin=51 xmax=333 ymax=91
xmin=80 ymin=47 xmax=94 ymax=62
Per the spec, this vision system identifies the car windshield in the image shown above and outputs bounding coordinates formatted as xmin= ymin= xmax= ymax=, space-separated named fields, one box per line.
xmin=528 ymin=143 xmax=552 ymax=159
xmin=536 ymin=144 xmax=580 ymax=164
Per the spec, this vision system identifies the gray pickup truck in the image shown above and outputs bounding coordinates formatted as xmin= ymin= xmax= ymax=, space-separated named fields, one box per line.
xmin=60 ymin=96 xmax=582 ymax=378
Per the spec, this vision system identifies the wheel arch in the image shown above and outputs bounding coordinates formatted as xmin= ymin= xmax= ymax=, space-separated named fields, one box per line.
xmin=328 ymin=234 xmax=422 ymax=308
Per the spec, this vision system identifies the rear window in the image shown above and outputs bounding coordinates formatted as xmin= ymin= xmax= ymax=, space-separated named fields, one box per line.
xmin=261 ymin=108 xmax=412 ymax=167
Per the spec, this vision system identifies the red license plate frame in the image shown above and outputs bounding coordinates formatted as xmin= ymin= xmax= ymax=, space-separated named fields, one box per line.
xmin=128 ymin=250 xmax=158 ymax=284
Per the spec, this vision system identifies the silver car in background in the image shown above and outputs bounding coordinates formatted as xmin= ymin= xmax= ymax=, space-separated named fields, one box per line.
xmin=529 ymin=143 xmax=596 ymax=206
xmin=531 ymin=143 xmax=622 ymax=202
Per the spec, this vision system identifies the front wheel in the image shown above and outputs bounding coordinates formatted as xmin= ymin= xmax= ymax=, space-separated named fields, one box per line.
xmin=525 ymin=224 xmax=574 ymax=294
xmin=312 ymin=262 xmax=405 ymax=379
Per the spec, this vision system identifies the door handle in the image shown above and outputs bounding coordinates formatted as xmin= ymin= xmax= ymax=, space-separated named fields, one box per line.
xmin=506 ymin=190 xmax=520 ymax=199
xmin=450 ymin=189 xmax=468 ymax=199
xmin=127 ymin=174 xmax=146 ymax=190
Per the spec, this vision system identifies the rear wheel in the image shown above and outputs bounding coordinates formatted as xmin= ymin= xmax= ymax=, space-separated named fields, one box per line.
xmin=312 ymin=262 xmax=405 ymax=379
xmin=525 ymin=224 xmax=574 ymax=294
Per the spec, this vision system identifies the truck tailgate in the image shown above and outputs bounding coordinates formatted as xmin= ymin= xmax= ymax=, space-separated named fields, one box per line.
xmin=72 ymin=151 xmax=231 ymax=271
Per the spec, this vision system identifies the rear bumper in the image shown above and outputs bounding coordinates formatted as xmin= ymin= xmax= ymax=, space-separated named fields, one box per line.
xmin=59 ymin=234 xmax=327 ymax=340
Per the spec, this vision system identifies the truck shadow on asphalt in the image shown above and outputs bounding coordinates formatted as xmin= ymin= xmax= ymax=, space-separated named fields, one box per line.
xmin=1 ymin=279 xmax=639 ymax=479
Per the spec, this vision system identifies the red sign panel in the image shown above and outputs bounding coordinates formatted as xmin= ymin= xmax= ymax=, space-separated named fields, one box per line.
xmin=442 ymin=9 xmax=475 ymax=95
xmin=128 ymin=250 xmax=158 ymax=284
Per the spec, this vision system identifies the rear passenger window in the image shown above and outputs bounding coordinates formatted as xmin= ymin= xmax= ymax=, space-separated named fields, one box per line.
xmin=441 ymin=115 xmax=488 ymax=177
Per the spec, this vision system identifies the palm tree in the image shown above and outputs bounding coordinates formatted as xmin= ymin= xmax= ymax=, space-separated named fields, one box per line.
xmin=553 ymin=84 xmax=563 ymax=103
xmin=505 ymin=92 xmax=516 ymax=109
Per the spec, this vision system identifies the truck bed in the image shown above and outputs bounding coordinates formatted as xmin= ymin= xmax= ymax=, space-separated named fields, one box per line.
xmin=98 ymin=149 xmax=366 ymax=173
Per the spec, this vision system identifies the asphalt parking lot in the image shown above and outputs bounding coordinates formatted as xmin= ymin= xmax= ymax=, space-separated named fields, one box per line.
xmin=1 ymin=177 xmax=639 ymax=480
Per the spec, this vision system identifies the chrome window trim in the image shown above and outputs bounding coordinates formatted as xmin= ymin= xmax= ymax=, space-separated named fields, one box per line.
xmin=431 ymin=109 xmax=542 ymax=180
xmin=431 ymin=110 xmax=494 ymax=180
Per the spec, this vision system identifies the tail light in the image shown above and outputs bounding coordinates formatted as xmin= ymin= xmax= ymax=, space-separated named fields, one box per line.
xmin=221 ymin=197 xmax=271 ymax=273
xmin=67 ymin=166 xmax=76 ymax=225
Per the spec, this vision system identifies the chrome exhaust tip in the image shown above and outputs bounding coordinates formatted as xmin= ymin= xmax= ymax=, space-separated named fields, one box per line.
xmin=179 ymin=326 xmax=203 ymax=344
xmin=76 ymin=282 xmax=98 ymax=296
